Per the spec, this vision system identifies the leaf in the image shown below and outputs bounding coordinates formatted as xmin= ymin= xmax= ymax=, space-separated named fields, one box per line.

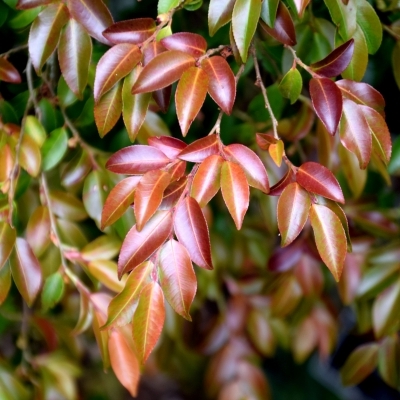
xmin=94 ymin=81 xmax=123 ymax=137
xmin=81 ymin=235 xmax=120 ymax=262
xmin=339 ymin=99 xmax=372 ymax=169
xmin=247 ymin=309 xmax=276 ymax=356
xmin=208 ymin=0 xmax=235 ymax=36
xmin=159 ymin=239 xmax=197 ymax=320
xmin=201 ymin=56 xmax=236 ymax=115
xmin=118 ymin=211 xmax=173 ymax=278
xmin=178 ymin=134 xmax=219 ymax=163
xmin=269 ymin=140 xmax=284 ymax=167
xmin=28 ymin=3 xmax=69 ymax=73
xmin=310 ymin=39 xmax=354 ymax=77
xmin=26 ymin=206 xmax=51 ymax=257
xmin=161 ymin=33 xmax=207 ymax=57
xmin=378 ymin=337 xmax=400 ymax=389
xmin=160 ymin=177 xmax=187 ymax=209
xmin=393 ymin=42 xmax=400 ymax=91
xmin=309 ymin=78 xmax=343 ymax=135
xmin=158 ymin=0 xmax=179 ymax=13
xmin=256 ymin=132 xmax=278 ymax=149
xmin=175 ymin=67 xmax=209 ymax=136
xmin=224 ymin=144 xmax=270 ymax=193
xmin=277 ymin=183 xmax=311 ymax=247
xmin=232 ymin=0 xmax=262 ymax=62
xmin=191 ymin=155 xmax=224 ymax=207
xmin=0 ymin=57 xmax=21 ymax=83
xmin=101 ymin=176 xmax=141 ymax=229
xmin=94 ymin=44 xmax=141 ymax=103
xmin=103 ymin=18 xmax=156 ymax=44
xmin=293 ymin=0 xmax=311 ymax=18
xmin=41 ymin=272 xmax=64 ymax=312
xmin=260 ymin=0 xmax=280 ymax=27
xmin=134 ymin=170 xmax=171 ymax=231
xmin=9 ymin=238 xmax=43 ymax=307
xmin=296 ymin=162 xmax=345 ymax=203
xmin=68 ymin=0 xmax=114 ymax=45
xmin=41 ymin=127 xmax=68 ymax=171
xmin=72 ymin=286 xmax=93 ymax=335
xmin=340 ymin=343 xmax=379 ymax=386
xmin=0 ymin=263 xmax=12 ymax=306
xmin=220 ymin=161 xmax=249 ymax=230
xmin=61 ymin=150 xmax=92 ymax=188
xmin=58 ymin=19 xmax=92 ymax=99
xmin=269 ymin=168 xmax=297 ymax=196
xmin=106 ymin=145 xmax=171 ymax=175
xmin=132 ymin=281 xmax=165 ymax=364
xmin=108 ymin=329 xmax=140 ymax=397
xmin=309 ymin=204 xmax=347 ymax=282
xmin=323 ymin=0 xmax=356 ymax=41
xmin=259 ymin=3 xmax=296 ymax=46
xmin=148 ymin=136 xmax=187 ymax=159
xmin=356 ymin=0 xmax=382 ymax=55
xmin=174 ymin=197 xmax=213 ymax=270
xmin=19 ymin=134 xmax=41 ymax=177
xmin=131 ymin=51 xmax=195 ymax=94
xmin=24 ymin=115 xmax=46 ymax=147
xmin=279 ymin=68 xmax=302 ymax=104
xmin=49 ymin=190 xmax=88 ymax=221
xmin=16 ymin=0 xmax=55 ymax=9
xmin=87 ymin=260 xmax=125 ymax=292
xmin=0 ymin=222 xmax=16 ymax=270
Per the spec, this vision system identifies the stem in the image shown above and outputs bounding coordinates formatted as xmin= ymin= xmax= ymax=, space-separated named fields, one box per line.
xmin=383 ymin=24 xmax=400 ymax=40
xmin=0 ymin=44 xmax=28 ymax=58
xmin=197 ymin=44 xmax=231 ymax=64
xmin=285 ymin=46 xmax=318 ymax=78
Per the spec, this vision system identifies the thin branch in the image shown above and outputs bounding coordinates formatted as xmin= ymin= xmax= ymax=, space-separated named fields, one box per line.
xmin=285 ymin=45 xmax=318 ymax=77
xmin=383 ymin=24 xmax=400 ymax=40
xmin=197 ymin=44 xmax=231 ymax=64
xmin=0 ymin=44 xmax=28 ymax=58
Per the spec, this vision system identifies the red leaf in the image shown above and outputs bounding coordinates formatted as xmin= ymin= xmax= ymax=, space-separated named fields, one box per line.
xmin=0 ymin=58 xmax=21 ymax=83
xmin=174 ymin=197 xmax=213 ymax=270
xmin=68 ymin=0 xmax=114 ymax=45
xmin=176 ymin=67 xmax=209 ymax=136
xmin=160 ymin=178 xmax=188 ymax=210
xmin=269 ymin=168 xmax=297 ymax=196
xmin=260 ymin=2 xmax=296 ymax=46
xmin=106 ymin=145 xmax=170 ymax=175
xmin=309 ymin=78 xmax=343 ymax=135
xmin=143 ymin=41 xmax=166 ymax=65
xmin=94 ymin=44 xmax=142 ymax=102
xmin=220 ymin=161 xmax=249 ymax=230
xmin=297 ymin=162 xmax=344 ymax=203
xmin=118 ymin=211 xmax=173 ymax=278
xmin=224 ymin=144 xmax=270 ymax=193
xmin=310 ymin=39 xmax=354 ymax=78
xmin=339 ymin=99 xmax=372 ymax=169
xmin=131 ymin=51 xmax=195 ymax=94
xmin=161 ymin=33 xmax=207 ymax=57
xmin=159 ymin=239 xmax=197 ymax=320
xmin=256 ymin=133 xmax=278 ymax=150
xmin=191 ymin=155 xmax=224 ymax=207
xmin=134 ymin=170 xmax=171 ymax=231
xmin=201 ymin=56 xmax=236 ymax=115
xmin=132 ymin=281 xmax=165 ymax=364
xmin=17 ymin=0 xmax=55 ymax=9
xmin=178 ymin=134 xmax=219 ymax=163
xmin=277 ymin=183 xmax=311 ymax=247
xmin=103 ymin=18 xmax=156 ymax=45
xmin=165 ymin=160 xmax=187 ymax=182
xmin=148 ymin=136 xmax=187 ymax=160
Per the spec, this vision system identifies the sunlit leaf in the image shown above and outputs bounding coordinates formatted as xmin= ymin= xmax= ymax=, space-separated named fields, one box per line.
xmin=81 ymin=235 xmax=120 ymax=262
xmin=208 ymin=0 xmax=235 ymax=36
xmin=103 ymin=18 xmax=156 ymax=45
xmin=269 ymin=168 xmax=297 ymax=196
xmin=161 ymin=33 xmax=207 ymax=57
xmin=19 ymin=134 xmax=41 ymax=177
xmin=87 ymin=260 xmax=125 ymax=293
xmin=148 ymin=136 xmax=187 ymax=159
xmin=178 ymin=134 xmax=219 ymax=163
xmin=26 ymin=206 xmax=51 ymax=257
xmin=24 ymin=115 xmax=46 ymax=147
xmin=160 ymin=177 xmax=187 ymax=209
xmin=293 ymin=0 xmax=311 ymax=18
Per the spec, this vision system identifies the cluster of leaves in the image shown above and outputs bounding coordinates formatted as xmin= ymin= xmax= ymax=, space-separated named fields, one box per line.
xmin=0 ymin=0 xmax=400 ymax=398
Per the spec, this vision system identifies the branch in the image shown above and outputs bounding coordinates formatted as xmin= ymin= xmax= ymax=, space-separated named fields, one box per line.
xmin=285 ymin=45 xmax=318 ymax=78
xmin=383 ymin=24 xmax=400 ymax=41
xmin=0 ymin=44 xmax=28 ymax=58
xmin=197 ymin=44 xmax=231 ymax=64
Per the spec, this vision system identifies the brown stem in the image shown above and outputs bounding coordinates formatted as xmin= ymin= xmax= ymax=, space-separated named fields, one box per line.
xmin=285 ymin=46 xmax=318 ymax=78
xmin=197 ymin=44 xmax=231 ymax=64
xmin=383 ymin=24 xmax=400 ymax=41
xmin=0 ymin=44 xmax=28 ymax=58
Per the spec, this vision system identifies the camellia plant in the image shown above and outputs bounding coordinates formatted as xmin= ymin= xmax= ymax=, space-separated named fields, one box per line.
xmin=0 ymin=0 xmax=400 ymax=398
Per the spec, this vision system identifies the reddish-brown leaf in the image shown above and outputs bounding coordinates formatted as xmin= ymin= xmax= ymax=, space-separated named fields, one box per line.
xmin=0 ymin=58 xmax=21 ymax=83
xmin=106 ymin=145 xmax=171 ymax=175
xmin=309 ymin=204 xmax=347 ymax=282
xmin=132 ymin=281 xmax=165 ymax=364
xmin=224 ymin=144 xmax=270 ymax=193
xmin=339 ymin=99 xmax=372 ymax=169
xmin=220 ymin=161 xmax=249 ymax=230
xmin=161 ymin=33 xmax=207 ymax=57
xmin=131 ymin=51 xmax=195 ymax=94
xmin=166 ymin=160 xmax=187 ymax=182
xmin=296 ymin=162 xmax=345 ymax=203
xmin=0 ymin=223 xmax=16 ymax=270
xmin=103 ymin=18 xmax=156 ymax=45
xmin=26 ymin=206 xmax=51 ymax=257
xmin=160 ymin=178 xmax=188 ymax=210
xmin=94 ymin=44 xmax=142 ymax=102
xmin=310 ymin=39 xmax=354 ymax=78
xmin=178 ymin=134 xmax=219 ymax=163
xmin=17 ymin=0 xmax=55 ymax=9
xmin=68 ymin=0 xmax=114 ymax=45
xmin=176 ymin=67 xmax=209 ymax=136
xmin=134 ymin=170 xmax=171 ymax=231
xmin=159 ymin=239 xmax=197 ymax=320
xmin=277 ymin=183 xmax=311 ymax=247
xmin=148 ymin=136 xmax=187 ymax=160
xmin=309 ymin=78 xmax=343 ymax=135
xmin=269 ymin=168 xmax=297 ymax=196
xmin=174 ymin=197 xmax=213 ymax=270
xmin=256 ymin=133 xmax=278 ymax=150
xmin=201 ymin=56 xmax=236 ymax=115
xmin=101 ymin=176 xmax=141 ymax=229
xmin=260 ymin=2 xmax=296 ymax=46
xmin=118 ymin=211 xmax=173 ymax=278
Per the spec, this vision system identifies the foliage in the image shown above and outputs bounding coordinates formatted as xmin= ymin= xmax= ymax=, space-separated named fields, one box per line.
xmin=0 ymin=0 xmax=400 ymax=398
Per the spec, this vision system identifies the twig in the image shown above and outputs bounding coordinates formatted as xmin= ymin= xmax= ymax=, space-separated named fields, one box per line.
xmin=0 ymin=44 xmax=28 ymax=58
xmin=285 ymin=46 xmax=318 ymax=78
xmin=208 ymin=110 xmax=224 ymax=136
xmin=383 ymin=24 xmax=400 ymax=41
xmin=198 ymin=45 xmax=231 ymax=64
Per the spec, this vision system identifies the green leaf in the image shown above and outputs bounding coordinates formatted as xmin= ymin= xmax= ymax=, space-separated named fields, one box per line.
xmin=41 ymin=272 xmax=64 ymax=312
xmin=0 ymin=222 xmax=16 ymax=270
xmin=0 ymin=262 xmax=12 ymax=306
xmin=323 ymin=0 xmax=357 ymax=41
xmin=378 ymin=337 xmax=400 ymax=389
xmin=83 ymin=170 xmax=108 ymax=227
xmin=158 ymin=0 xmax=179 ymax=14
xmin=260 ymin=0 xmax=279 ymax=27
xmin=356 ymin=0 xmax=382 ymax=54
xmin=279 ymin=68 xmax=302 ymax=104
xmin=81 ymin=235 xmax=121 ymax=262
xmin=388 ymin=136 xmax=400 ymax=175
xmin=23 ymin=115 xmax=46 ymax=147
xmin=208 ymin=0 xmax=235 ymax=36
xmin=19 ymin=134 xmax=41 ymax=177
xmin=41 ymin=127 xmax=68 ymax=171
xmin=392 ymin=42 xmax=400 ymax=91
xmin=9 ymin=7 xmax=41 ymax=29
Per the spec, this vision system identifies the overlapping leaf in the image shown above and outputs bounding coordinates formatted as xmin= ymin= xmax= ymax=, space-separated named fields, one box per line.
xmin=0 ymin=57 xmax=21 ymax=83
xmin=356 ymin=0 xmax=382 ymax=55
xmin=269 ymin=169 xmax=297 ymax=196
xmin=148 ymin=136 xmax=187 ymax=159
xmin=19 ymin=134 xmax=41 ymax=177
xmin=323 ymin=0 xmax=356 ymax=41
xmin=17 ymin=0 xmax=55 ymax=9
xmin=103 ymin=18 xmax=156 ymax=44
xmin=160 ymin=178 xmax=187 ymax=209
xmin=178 ymin=134 xmax=219 ymax=163
xmin=0 ymin=223 xmax=16 ymax=270
xmin=26 ymin=206 xmax=50 ymax=257
xmin=161 ymin=33 xmax=207 ymax=57
xmin=208 ymin=0 xmax=236 ymax=36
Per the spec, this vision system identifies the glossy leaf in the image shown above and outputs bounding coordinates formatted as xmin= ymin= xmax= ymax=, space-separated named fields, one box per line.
xmin=87 ymin=260 xmax=125 ymax=293
xmin=293 ymin=0 xmax=311 ymax=18
xmin=208 ymin=0 xmax=235 ymax=36
xmin=279 ymin=68 xmax=302 ymax=104
xmin=148 ymin=136 xmax=187 ymax=159
xmin=159 ymin=239 xmax=197 ymax=320
xmin=160 ymin=177 xmax=187 ymax=209
xmin=277 ymin=183 xmax=311 ymax=247
xmin=323 ymin=0 xmax=356 ymax=41
xmin=201 ymin=56 xmax=236 ymax=115
xmin=261 ymin=0 xmax=280 ymax=27
xmin=269 ymin=140 xmax=284 ymax=167
xmin=26 ymin=206 xmax=51 ymax=257
xmin=309 ymin=204 xmax=347 ymax=282
xmin=24 ymin=115 xmax=46 ymax=147
xmin=41 ymin=127 xmax=68 ymax=171
xmin=103 ymin=18 xmax=156 ymax=45
xmin=0 ymin=57 xmax=21 ymax=83
xmin=49 ymin=190 xmax=88 ymax=221
xmin=158 ymin=0 xmax=179 ymax=13
xmin=81 ymin=235 xmax=121 ymax=262
xmin=41 ymin=272 xmax=64 ymax=312
xmin=176 ymin=67 xmax=209 ymax=136
xmin=16 ymin=0 xmax=55 ymax=9
xmin=131 ymin=51 xmax=195 ymax=94
xmin=178 ymin=134 xmax=219 ymax=163
xmin=297 ymin=162 xmax=345 ymax=203
xmin=220 ymin=161 xmax=249 ymax=230
xmin=269 ymin=168 xmax=297 ymax=196
xmin=174 ymin=197 xmax=213 ymax=270
xmin=118 ymin=211 xmax=173 ymax=278
xmin=161 ymin=33 xmax=207 ymax=57
xmin=0 ymin=222 xmax=16 ymax=270
xmin=309 ymin=77 xmax=343 ymax=135
xmin=132 ymin=281 xmax=165 ymax=364
xmin=356 ymin=0 xmax=382 ymax=55
xmin=19 ymin=134 xmax=41 ymax=177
